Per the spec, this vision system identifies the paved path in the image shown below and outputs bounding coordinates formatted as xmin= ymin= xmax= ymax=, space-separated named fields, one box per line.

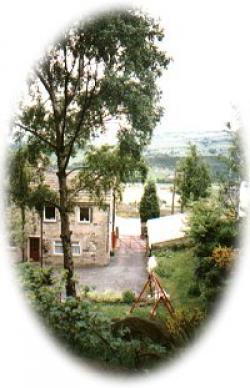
xmin=115 ymin=216 xmax=141 ymax=236
xmin=76 ymin=235 xmax=147 ymax=294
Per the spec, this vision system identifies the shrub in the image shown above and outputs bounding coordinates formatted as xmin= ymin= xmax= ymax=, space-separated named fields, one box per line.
xmin=187 ymin=199 xmax=239 ymax=310
xmin=155 ymin=257 xmax=173 ymax=278
xmin=18 ymin=263 xmax=168 ymax=371
xmin=87 ymin=289 xmax=122 ymax=303
xmin=165 ymin=309 xmax=206 ymax=346
xmin=122 ymin=289 xmax=135 ymax=304
xmin=202 ymin=286 xmax=223 ymax=305
xmin=188 ymin=283 xmax=201 ymax=297
xmin=83 ymin=285 xmax=90 ymax=297
xmin=211 ymin=246 xmax=235 ymax=269
xmin=188 ymin=200 xmax=238 ymax=258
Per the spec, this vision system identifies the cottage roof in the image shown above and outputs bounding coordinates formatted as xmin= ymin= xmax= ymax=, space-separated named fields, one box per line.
xmin=44 ymin=170 xmax=112 ymax=203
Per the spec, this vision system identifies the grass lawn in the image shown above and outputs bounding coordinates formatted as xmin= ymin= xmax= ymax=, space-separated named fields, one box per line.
xmin=153 ymin=247 xmax=203 ymax=312
xmin=91 ymin=246 xmax=204 ymax=324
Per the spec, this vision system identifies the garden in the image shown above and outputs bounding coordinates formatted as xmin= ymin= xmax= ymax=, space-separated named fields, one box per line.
xmin=17 ymin=194 xmax=238 ymax=373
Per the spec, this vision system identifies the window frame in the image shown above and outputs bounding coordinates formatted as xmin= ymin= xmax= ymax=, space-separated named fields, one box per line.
xmin=71 ymin=241 xmax=81 ymax=256
xmin=77 ymin=206 xmax=92 ymax=224
xmin=53 ymin=241 xmax=81 ymax=256
xmin=54 ymin=241 xmax=63 ymax=255
xmin=44 ymin=206 xmax=56 ymax=222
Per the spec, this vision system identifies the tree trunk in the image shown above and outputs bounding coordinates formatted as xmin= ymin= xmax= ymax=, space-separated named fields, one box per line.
xmin=57 ymin=170 xmax=76 ymax=297
xmin=21 ymin=206 xmax=26 ymax=262
xmin=171 ymin=169 xmax=176 ymax=215
xmin=111 ymin=190 xmax=116 ymax=249
xmin=40 ymin=210 xmax=43 ymax=268
xmin=112 ymin=190 xmax=116 ymax=234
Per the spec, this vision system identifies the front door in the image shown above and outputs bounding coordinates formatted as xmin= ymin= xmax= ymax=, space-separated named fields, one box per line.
xmin=29 ymin=237 xmax=40 ymax=261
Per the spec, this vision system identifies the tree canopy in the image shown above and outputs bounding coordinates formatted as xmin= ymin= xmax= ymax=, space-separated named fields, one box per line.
xmin=176 ymin=144 xmax=211 ymax=211
xmin=218 ymin=121 xmax=246 ymax=211
xmin=13 ymin=9 xmax=170 ymax=296
xmin=16 ymin=10 xmax=170 ymax=165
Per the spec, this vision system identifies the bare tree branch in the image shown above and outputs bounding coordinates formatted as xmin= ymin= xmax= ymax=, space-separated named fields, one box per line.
xmin=15 ymin=123 xmax=57 ymax=150
xmin=35 ymin=69 xmax=60 ymax=124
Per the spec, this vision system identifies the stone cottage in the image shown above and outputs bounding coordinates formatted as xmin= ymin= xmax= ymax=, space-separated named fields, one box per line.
xmin=27 ymin=170 xmax=114 ymax=267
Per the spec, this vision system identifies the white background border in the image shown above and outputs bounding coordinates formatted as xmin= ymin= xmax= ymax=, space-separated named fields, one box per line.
xmin=1 ymin=1 xmax=250 ymax=387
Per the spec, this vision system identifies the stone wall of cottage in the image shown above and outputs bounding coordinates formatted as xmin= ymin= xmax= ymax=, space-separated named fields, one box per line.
xmin=26 ymin=171 xmax=113 ymax=267
xmin=27 ymin=204 xmax=111 ymax=267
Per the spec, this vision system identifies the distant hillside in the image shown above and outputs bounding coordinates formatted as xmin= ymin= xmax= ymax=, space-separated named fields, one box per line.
xmin=144 ymin=153 xmax=227 ymax=183
xmin=148 ymin=129 xmax=231 ymax=156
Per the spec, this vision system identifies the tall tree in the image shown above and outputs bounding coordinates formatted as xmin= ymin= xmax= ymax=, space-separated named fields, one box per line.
xmin=9 ymin=148 xmax=32 ymax=261
xmin=14 ymin=10 xmax=170 ymax=296
xmin=139 ymin=181 xmax=160 ymax=224
xmin=175 ymin=144 xmax=211 ymax=212
xmin=29 ymin=184 xmax=58 ymax=267
xmin=218 ymin=121 xmax=246 ymax=211
xmin=9 ymin=146 xmax=53 ymax=263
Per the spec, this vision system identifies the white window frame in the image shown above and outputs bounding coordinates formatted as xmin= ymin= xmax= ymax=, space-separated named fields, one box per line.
xmin=71 ymin=242 xmax=81 ymax=256
xmin=44 ymin=206 xmax=56 ymax=222
xmin=53 ymin=241 xmax=81 ymax=256
xmin=77 ymin=206 xmax=91 ymax=224
xmin=54 ymin=241 xmax=63 ymax=255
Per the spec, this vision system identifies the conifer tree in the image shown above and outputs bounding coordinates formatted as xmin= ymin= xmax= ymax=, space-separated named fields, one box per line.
xmin=139 ymin=181 xmax=160 ymax=223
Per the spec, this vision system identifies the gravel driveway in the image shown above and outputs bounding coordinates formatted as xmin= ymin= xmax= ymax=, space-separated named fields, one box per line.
xmin=76 ymin=235 xmax=147 ymax=294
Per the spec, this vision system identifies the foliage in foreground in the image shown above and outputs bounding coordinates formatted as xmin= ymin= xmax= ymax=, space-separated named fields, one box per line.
xmin=18 ymin=263 xmax=168 ymax=371
xmin=187 ymin=199 xmax=238 ymax=309
xmin=188 ymin=200 xmax=238 ymax=258
xmin=18 ymin=263 xmax=206 ymax=372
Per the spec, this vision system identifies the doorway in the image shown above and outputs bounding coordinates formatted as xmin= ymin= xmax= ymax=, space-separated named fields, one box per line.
xmin=29 ymin=237 xmax=40 ymax=261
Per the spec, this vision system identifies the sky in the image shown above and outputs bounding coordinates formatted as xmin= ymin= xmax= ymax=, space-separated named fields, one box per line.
xmin=0 ymin=1 xmax=250 ymax=388
xmin=154 ymin=2 xmax=250 ymax=134
xmin=96 ymin=0 xmax=250 ymax=146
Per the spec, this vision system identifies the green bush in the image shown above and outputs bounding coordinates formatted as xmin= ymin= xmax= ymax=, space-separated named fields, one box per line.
xmin=188 ymin=199 xmax=238 ymax=310
xmin=166 ymin=309 xmax=206 ymax=346
xmin=202 ymin=286 xmax=223 ymax=305
xmin=18 ymin=263 xmax=169 ymax=371
xmin=155 ymin=260 xmax=172 ymax=278
xmin=87 ymin=289 xmax=122 ymax=303
xmin=83 ymin=285 xmax=90 ymax=297
xmin=188 ymin=283 xmax=201 ymax=297
xmin=122 ymin=289 xmax=135 ymax=304
xmin=188 ymin=200 xmax=238 ymax=258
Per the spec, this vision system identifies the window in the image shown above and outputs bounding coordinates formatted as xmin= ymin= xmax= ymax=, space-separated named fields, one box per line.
xmin=71 ymin=242 xmax=81 ymax=255
xmin=54 ymin=241 xmax=80 ymax=256
xmin=44 ymin=206 xmax=56 ymax=222
xmin=79 ymin=206 xmax=91 ymax=223
xmin=54 ymin=241 xmax=63 ymax=254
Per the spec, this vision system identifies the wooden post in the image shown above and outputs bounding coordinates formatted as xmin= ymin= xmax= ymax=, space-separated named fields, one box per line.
xmin=171 ymin=168 xmax=177 ymax=215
